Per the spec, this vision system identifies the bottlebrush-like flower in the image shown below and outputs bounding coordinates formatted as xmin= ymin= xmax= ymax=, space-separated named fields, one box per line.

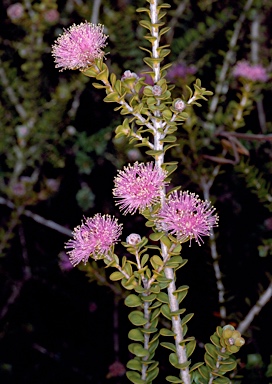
xmin=113 ymin=162 xmax=167 ymax=215
xmin=65 ymin=214 xmax=122 ymax=266
xmin=233 ymin=61 xmax=268 ymax=82
xmin=155 ymin=190 xmax=218 ymax=245
xmin=52 ymin=22 xmax=107 ymax=71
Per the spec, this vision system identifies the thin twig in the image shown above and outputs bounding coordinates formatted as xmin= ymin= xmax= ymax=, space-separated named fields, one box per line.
xmin=0 ymin=65 xmax=27 ymax=120
xmin=0 ymin=197 xmax=72 ymax=236
xmin=250 ymin=13 xmax=267 ymax=133
xmin=205 ymin=0 xmax=254 ymax=129
xmin=165 ymin=0 xmax=189 ymax=44
xmin=237 ymin=282 xmax=272 ymax=335
xmin=201 ymin=176 xmax=226 ymax=324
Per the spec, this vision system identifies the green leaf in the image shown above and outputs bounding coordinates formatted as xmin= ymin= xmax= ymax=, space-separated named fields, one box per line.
xmin=125 ymin=294 xmax=142 ymax=307
xmin=140 ymin=253 xmax=149 ymax=267
xmin=186 ymin=340 xmax=196 ymax=358
xmin=166 ymin=375 xmax=183 ymax=383
xmin=140 ymin=327 xmax=158 ymax=334
xmin=181 ymin=313 xmax=194 ymax=325
xmin=134 ymin=285 xmax=146 ymax=294
xmin=145 ymin=149 xmax=164 ymax=157
xmin=161 ymin=342 xmax=176 ymax=352
xmin=129 ymin=343 xmax=149 ymax=357
xmin=128 ymin=329 xmax=144 ymax=342
xmin=213 ymin=377 xmax=230 ymax=384
xmin=96 ymin=67 xmax=109 ymax=81
xmin=159 ymin=26 xmax=171 ymax=37
xmin=160 ymin=235 xmax=172 ymax=248
xmin=136 ymin=7 xmax=150 ymax=13
xmin=160 ymin=328 xmax=176 ymax=337
xmin=204 ymin=353 xmax=217 ymax=369
xmin=126 ymin=370 xmax=145 ymax=384
xmin=205 ymin=343 xmax=219 ymax=359
xmin=149 ymin=301 xmax=162 ymax=310
xmin=141 ymin=293 xmax=157 ymax=302
xmin=157 ymin=292 xmax=169 ymax=303
xmin=109 ymin=271 xmax=124 ymax=281
xmin=173 ymin=285 xmax=189 ymax=294
xmin=189 ymin=362 xmax=204 ymax=372
xmin=170 ymin=308 xmax=186 ymax=316
xmin=82 ymin=67 xmax=98 ymax=77
xmin=210 ymin=333 xmax=221 ymax=348
xmin=148 ymin=337 xmax=160 ymax=353
xmin=146 ymin=367 xmax=159 ymax=382
xmin=149 ymin=232 xmax=164 ymax=241
xmin=151 ymin=255 xmax=164 ymax=266
xmin=161 ymin=304 xmax=172 ymax=320
xmin=127 ymin=358 xmax=142 ymax=372
xmin=150 ymin=307 xmax=161 ymax=322
xmin=169 ymin=353 xmax=179 ymax=368
xmin=103 ymin=92 xmax=119 ymax=102
xmin=165 ymin=255 xmax=184 ymax=268
xmin=128 ymin=311 xmax=148 ymax=326
xmin=218 ymin=360 xmax=237 ymax=373
xmin=92 ymin=82 xmax=106 ymax=89
xmin=198 ymin=364 xmax=210 ymax=380
xmin=139 ymin=20 xmax=152 ymax=31
xmin=150 ymin=284 xmax=160 ymax=294
xmin=169 ymin=353 xmax=191 ymax=369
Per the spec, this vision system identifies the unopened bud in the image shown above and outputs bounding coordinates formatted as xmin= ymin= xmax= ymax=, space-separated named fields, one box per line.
xmin=152 ymin=85 xmax=162 ymax=96
xmin=126 ymin=233 xmax=141 ymax=245
xmin=121 ymin=70 xmax=139 ymax=81
xmin=174 ymin=99 xmax=185 ymax=112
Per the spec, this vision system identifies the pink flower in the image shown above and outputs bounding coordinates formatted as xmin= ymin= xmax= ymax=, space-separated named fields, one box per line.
xmin=7 ymin=3 xmax=24 ymax=21
xmin=52 ymin=22 xmax=107 ymax=71
xmin=58 ymin=252 xmax=73 ymax=272
xmin=155 ymin=191 xmax=218 ymax=245
xmin=43 ymin=9 xmax=59 ymax=23
xmin=106 ymin=361 xmax=126 ymax=378
xmin=113 ymin=162 xmax=167 ymax=215
xmin=167 ymin=63 xmax=196 ymax=81
xmin=233 ymin=61 xmax=268 ymax=82
xmin=65 ymin=214 xmax=122 ymax=266
xmin=11 ymin=182 xmax=26 ymax=197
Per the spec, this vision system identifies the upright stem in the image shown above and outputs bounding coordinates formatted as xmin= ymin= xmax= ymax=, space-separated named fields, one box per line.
xmin=200 ymin=173 xmax=226 ymax=324
xmin=205 ymin=0 xmax=254 ymax=131
xmin=150 ymin=1 xmax=191 ymax=382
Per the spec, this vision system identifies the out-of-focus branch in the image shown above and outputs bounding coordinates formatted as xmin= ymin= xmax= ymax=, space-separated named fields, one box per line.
xmin=91 ymin=0 xmax=102 ymax=25
xmin=0 ymin=225 xmax=31 ymax=320
xmin=201 ymin=173 xmax=227 ymax=324
xmin=205 ymin=0 xmax=254 ymax=129
xmin=250 ymin=13 xmax=267 ymax=133
xmin=237 ymin=282 xmax=272 ymax=335
xmin=165 ymin=0 xmax=189 ymax=44
xmin=0 ymin=197 xmax=72 ymax=236
xmin=0 ymin=65 xmax=27 ymax=120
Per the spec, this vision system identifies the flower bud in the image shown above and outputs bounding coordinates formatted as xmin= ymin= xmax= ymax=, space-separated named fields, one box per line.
xmin=126 ymin=233 xmax=141 ymax=245
xmin=121 ymin=70 xmax=139 ymax=81
xmin=152 ymin=85 xmax=162 ymax=96
xmin=7 ymin=3 xmax=24 ymax=21
xmin=173 ymin=99 xmax=185 ymax=112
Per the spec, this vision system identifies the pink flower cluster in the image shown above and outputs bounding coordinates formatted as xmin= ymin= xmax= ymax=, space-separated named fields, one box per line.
xmin=43 ymin=9 xmax=59 ymax=23
xmin=233 ymin=61 xmax=268 ymax=82
xmin=52 ymin=22 xmax=107 ymax=71
xmin=155 ymin=191 xmax=218 ymax=245
xmin=167 ymin=62 xmax=196 ymax=82
xmin=65 ymin=214 xmax=122 ymax=266
xmin=7 ymin=3 xmax=24 ymax=21
xmin=113 ymin=162 xmax=167 ymax=214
